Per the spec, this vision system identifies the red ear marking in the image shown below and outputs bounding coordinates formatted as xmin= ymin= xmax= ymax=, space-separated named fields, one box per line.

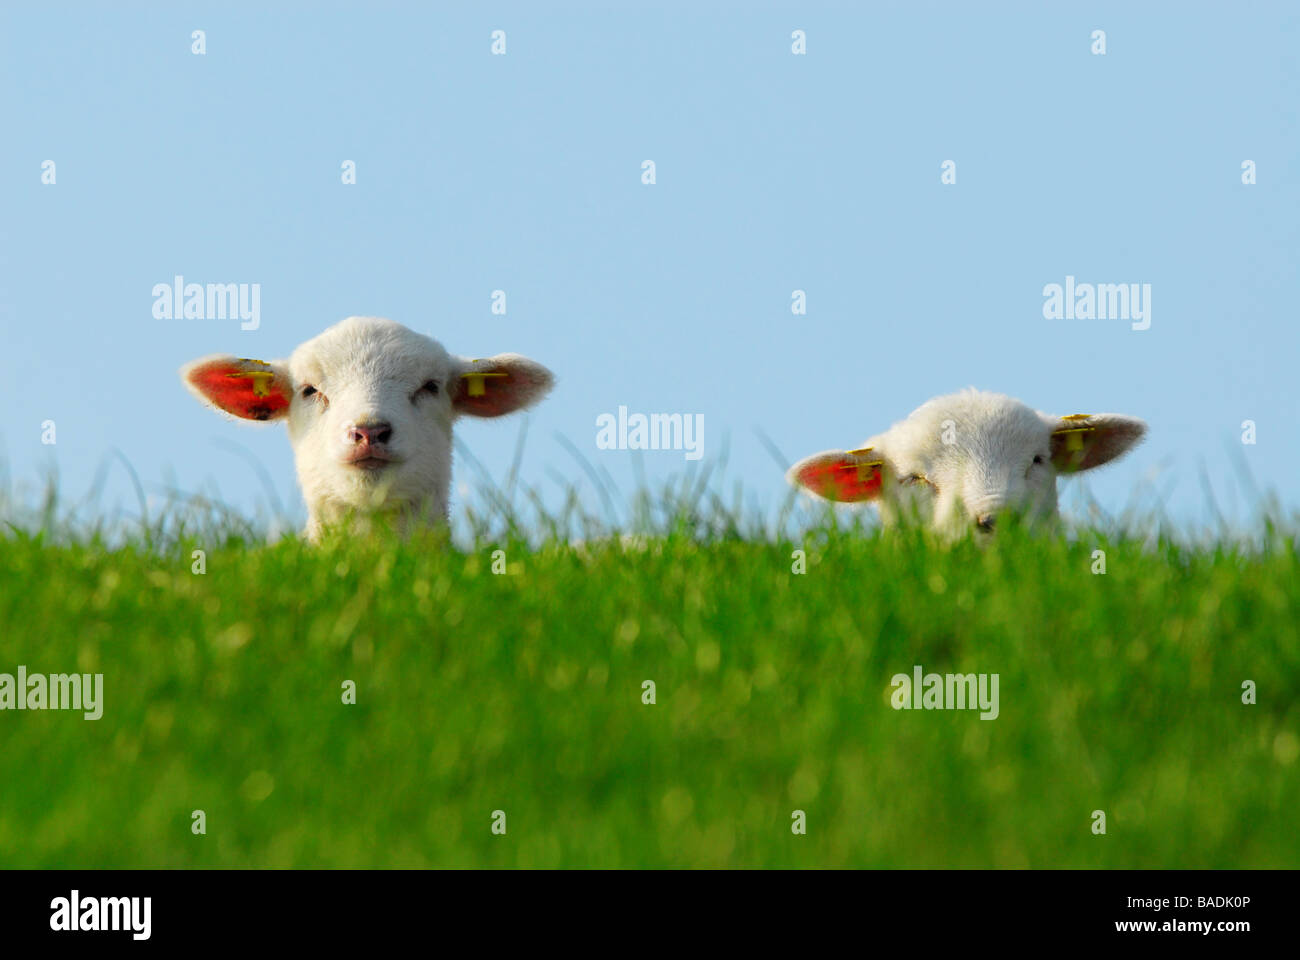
xmin=186 ymin=357 xmax=291 ymax=421
xmin=791 ymin=451 xmax=884 ymax=502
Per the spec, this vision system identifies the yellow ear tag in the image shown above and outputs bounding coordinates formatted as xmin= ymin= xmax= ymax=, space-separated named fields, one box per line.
xmin=1055 ymin=416 xmax=1093 ymax=453
xmin=845 ymin=446 xmax=884 ymax=480
xmin=1052 ymin=426 xmax=1091 ymax=459
xmin=227 ymin=370 xmax=276 ymax=397
xmin=460 ymin=369 xmax=509 ymax=397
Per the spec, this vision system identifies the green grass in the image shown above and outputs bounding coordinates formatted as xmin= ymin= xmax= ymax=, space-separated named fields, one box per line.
xmin=1 ymin=513 xmax=1298 ymax=868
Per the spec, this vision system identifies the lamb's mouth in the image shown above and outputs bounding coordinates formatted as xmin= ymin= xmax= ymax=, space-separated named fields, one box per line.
xmin=345 ymin=455 xmax=399 ymax=470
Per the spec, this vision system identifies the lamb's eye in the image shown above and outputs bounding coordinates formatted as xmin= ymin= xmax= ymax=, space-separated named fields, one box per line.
xmin=300 ymin=385 xmax=327 ymax=408
xmin=903 ymin=473 xmax=935 ymax=490
xmin=414 ymin=380 xmax=439 ymax=401
xmin=1032 ymin=454 xmax=1045 ymax=465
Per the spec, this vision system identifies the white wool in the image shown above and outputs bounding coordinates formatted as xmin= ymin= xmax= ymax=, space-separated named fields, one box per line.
xmin=788 ymin=388 xmax=1146 ymax=537
xmin=181 ymin=316 xmax=554 ymax=539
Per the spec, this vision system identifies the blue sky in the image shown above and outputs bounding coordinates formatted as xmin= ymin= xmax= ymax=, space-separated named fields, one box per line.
xmin=2 ymin=1 xmax=1296 ymax=533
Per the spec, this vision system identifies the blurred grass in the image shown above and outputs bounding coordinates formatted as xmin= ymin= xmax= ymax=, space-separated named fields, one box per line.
xmin=1 ymin=487 xmax=1298 ymax=868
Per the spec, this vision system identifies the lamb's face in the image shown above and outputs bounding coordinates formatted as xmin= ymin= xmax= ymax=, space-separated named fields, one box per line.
xmin=180 ymin=316 xmax=554 ymax=538
xmin=285 ymin=318 xmax=459 ymax=524
xmin=874 ymin=395 xmax=1060 ymax=536
xmin=788 ymin=389 xmax=1146 ymax=538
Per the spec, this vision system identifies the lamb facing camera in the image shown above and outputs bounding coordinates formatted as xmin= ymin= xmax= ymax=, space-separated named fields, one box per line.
xmin=181 ymin=316 xmax=554 ymax=540
xmin=788 ymin=389 xmax=1146 ymax=537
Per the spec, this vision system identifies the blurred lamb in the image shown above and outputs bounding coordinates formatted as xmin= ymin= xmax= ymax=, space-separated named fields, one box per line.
xmin=181 ymin=316 xmax=554 ymax=540
xmin=788 ymin=389 xmax=1145 ymax=536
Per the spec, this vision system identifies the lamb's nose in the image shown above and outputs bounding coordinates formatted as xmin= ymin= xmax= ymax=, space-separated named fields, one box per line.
xmin=349 ymin=422 xmax=392 ymax=446
xmin=975 ymin=513 xmax=997 ymax=532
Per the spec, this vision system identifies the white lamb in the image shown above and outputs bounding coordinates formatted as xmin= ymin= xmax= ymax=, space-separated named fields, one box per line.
xmin=788 ymin=389 xmax=1146 ymax=536
xmin=181 ymin=316 xmax=554 ymax=539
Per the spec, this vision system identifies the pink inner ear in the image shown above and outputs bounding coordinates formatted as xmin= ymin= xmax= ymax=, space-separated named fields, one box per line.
xmin=455 ymin=366 xmax=537 ymax=418
xmin=188 ymin=361 xmax=290 ymax=421
xmin=794 ymin=457 xmax=883 ymax=502
xmin=455 ymin=372 xmax=513 ymax=417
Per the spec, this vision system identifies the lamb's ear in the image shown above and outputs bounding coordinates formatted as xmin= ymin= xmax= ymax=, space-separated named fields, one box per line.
xmin=1047 ymin=413 xmax=1146 ymax=473
xmin=452 ymin=354 xmax=555 ymax=418
xmin=787 ymin=447 xmax=886 ymax=502
xmin=181 ymin=355 xmax=292 ymax=422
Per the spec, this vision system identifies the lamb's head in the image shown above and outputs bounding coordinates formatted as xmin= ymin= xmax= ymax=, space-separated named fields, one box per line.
xmin=788 ymin=389 xmax=1146 ymax=537
xmin=181 ymin=316 xmax=554 ymax=538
